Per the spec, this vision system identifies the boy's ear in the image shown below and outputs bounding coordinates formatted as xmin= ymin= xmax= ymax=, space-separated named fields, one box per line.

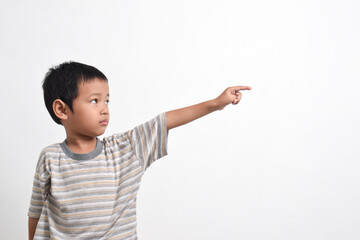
xmin=53 ymin=99 xmax=69 ymax=121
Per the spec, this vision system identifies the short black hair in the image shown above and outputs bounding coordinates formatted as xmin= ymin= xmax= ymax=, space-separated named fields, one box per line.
xmin=42 ymin=61 xmax=108 ymax=125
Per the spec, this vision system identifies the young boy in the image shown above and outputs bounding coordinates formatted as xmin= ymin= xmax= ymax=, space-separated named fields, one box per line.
xmin=28 ymin=61 xmax=251 ymax=240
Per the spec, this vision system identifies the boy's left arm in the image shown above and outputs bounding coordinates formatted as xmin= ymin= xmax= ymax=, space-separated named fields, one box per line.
xmin=166 ymin=86 xmax=251 ymax=131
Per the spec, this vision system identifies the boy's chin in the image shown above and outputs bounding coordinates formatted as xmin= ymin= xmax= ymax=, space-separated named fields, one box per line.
xmin=96 ymin=129 xmax=107 ymax=136
xmin=77 ymin=127 xmax=107 ymax=138
xmin=83 ymin=131 xmax=106 ymax=138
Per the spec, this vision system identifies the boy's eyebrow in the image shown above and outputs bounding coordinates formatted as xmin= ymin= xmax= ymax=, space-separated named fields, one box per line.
xmin=89 ymin=93 xmax=110 ymax=97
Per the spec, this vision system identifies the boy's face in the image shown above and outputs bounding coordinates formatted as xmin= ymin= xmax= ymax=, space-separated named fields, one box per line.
xmin=64 ymin=78 xmax=110 ymax=138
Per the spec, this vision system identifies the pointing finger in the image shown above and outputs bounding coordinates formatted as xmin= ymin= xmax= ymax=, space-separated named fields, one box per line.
xmin=231 ymin=86 xmax=252 ymax=91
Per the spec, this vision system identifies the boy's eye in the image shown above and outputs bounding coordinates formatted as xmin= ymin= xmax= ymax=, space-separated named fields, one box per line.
xmin=105 ymin=100 xmax=110 ymax=105
xmin=91 ymin=99 xmax=98 ymax=104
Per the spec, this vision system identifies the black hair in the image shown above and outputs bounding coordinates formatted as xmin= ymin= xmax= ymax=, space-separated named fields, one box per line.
xmin=42 ymin=61 xmax=108 ymax=125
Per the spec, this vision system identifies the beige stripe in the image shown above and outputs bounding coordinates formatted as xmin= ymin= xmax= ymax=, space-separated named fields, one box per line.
xmin=48 ymin=217 xmax=110 ymax=232
xmin=30 ymin=199 xmax=44 ymax=205
xmin=47 ymin=208 xmax=137 ymax=232
xmin=106 ymin=216 xmax=137 ymax=238
xmin=139 ymin=123 xmax=147 ymax=167
xmin=150 ymin=118 xmax=156 ymax=165
xmin=120 ymin=165 xmax=142 ymax=183
xmin=32 ymin=186 xmax=42 ymax=192
xmin=161 ymin=113 xmax=166 ymax=156
xmin=52 ymin=164 xmax=142 ymax=192
xmin=41 ymin=147 xmax=61 ymax=152
xmin=57 ymin=182 xmax=139 ymax=205
xmin=104 ymin=135 xmax=128 ymax=147
xmin=51 ymin=155 xmax=137 ymax=177
xmin=35 ymin=230 xmax=50 ymax=235
xmin=49 ymin=199 xmax=136 ymax=218
xmin=52 ymin=180 xmax=118 ymax=191
xmin=109 ymin=229 xmax=136 ymax=240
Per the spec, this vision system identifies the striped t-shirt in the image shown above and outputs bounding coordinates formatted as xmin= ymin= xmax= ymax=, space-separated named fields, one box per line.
xmin=28 ymin=113 xmax=168 ymax=239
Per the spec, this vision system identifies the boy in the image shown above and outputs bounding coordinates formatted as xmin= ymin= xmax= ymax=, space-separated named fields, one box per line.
xmin=28 ymin=61 xmax=251 ymax=240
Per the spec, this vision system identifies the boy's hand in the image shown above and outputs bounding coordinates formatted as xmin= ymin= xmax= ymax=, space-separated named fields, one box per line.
xmin=166 ymin=85 xmax=251 ymax=130
xmin=214 ymin=86 xmax=252 ymax=110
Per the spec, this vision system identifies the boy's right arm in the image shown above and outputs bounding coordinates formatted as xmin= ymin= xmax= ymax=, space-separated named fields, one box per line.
xmin=28 ymin=217 xmax=39 ymax=240
xmin=166 ymin=86 xmax=251 ymax=130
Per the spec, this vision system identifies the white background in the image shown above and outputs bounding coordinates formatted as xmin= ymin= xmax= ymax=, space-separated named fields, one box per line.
xmin=1 ymin=0 xmax=359 ymax=239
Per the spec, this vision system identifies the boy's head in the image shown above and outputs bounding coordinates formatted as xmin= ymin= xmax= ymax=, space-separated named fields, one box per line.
xmin=43 ymin=61 xmax=110 ymax=136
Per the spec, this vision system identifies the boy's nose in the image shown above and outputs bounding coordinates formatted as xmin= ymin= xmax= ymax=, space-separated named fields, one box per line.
xmin=101 ymin=105 xmax=109 ymax=115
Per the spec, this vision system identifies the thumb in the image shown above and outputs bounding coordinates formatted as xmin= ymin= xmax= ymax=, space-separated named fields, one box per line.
xmin=232 ymin=92 xmax=242 ymax=104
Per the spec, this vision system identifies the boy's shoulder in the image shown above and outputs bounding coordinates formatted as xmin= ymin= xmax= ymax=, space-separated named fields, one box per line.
xmin=40 ymin=142 xmax=62 ymax=155
xmin=36 ymin=142 xmax=63 ymax=163
xmin=34 ymin=142 xmax=63 ymax=172
xmin=102 ymin=131 xmax=129 ymax=145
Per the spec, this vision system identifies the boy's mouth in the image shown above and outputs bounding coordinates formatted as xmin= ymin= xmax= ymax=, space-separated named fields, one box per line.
xmin=100 ymin=119 xmax=109 ymax=126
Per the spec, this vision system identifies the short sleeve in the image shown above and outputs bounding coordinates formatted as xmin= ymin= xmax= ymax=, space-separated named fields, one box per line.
xmin=28 ymin=152 xmax=50 ymax=218
xmin=127 ymin=112 xmax=168 ymax=170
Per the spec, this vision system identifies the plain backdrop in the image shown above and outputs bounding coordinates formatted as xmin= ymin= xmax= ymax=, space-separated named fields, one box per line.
xmin=1 ymin=0 xmax=359 ymax=239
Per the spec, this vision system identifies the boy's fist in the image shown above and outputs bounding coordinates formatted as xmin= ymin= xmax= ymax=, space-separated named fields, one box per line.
xmin=214 ymin=86 xmax=252 ymax=110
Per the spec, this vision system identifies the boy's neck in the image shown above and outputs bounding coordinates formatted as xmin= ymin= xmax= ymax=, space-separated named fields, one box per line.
xmin=65 ymin=136 xmax=97 ymax=154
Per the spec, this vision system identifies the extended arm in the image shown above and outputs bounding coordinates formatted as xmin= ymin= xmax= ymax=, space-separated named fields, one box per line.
xmin=28 ymin=217 xmax=39 ymax=240
xmin=166 ymin=86 xmax=251 ymax=131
